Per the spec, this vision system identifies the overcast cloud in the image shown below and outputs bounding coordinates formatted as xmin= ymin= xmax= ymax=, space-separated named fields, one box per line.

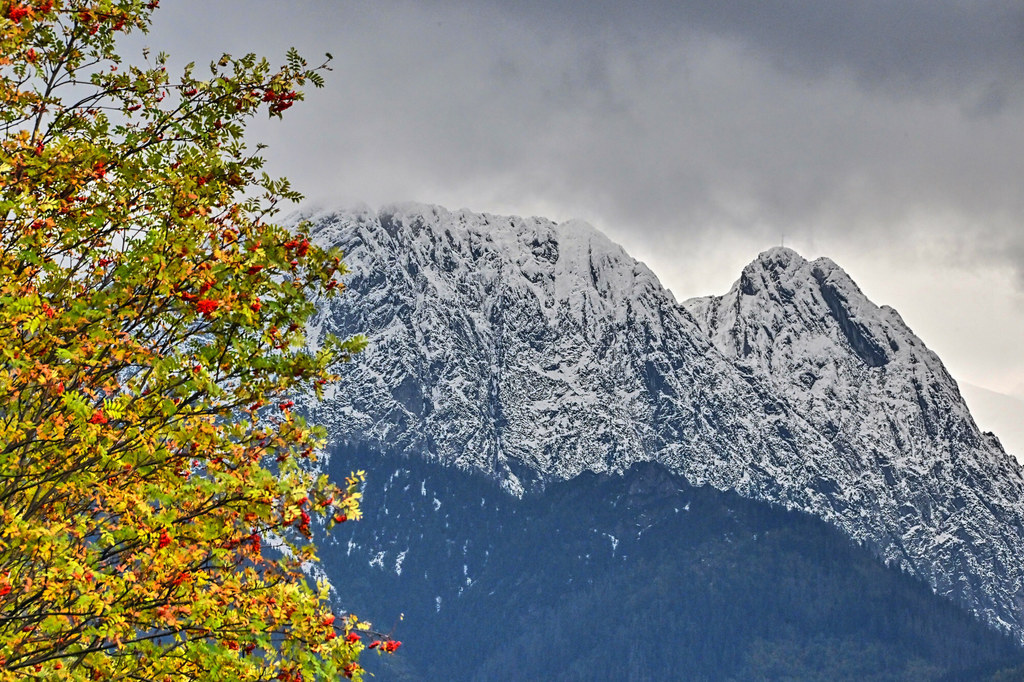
xmin=147 ymin=1 xmax=1024 ymax=450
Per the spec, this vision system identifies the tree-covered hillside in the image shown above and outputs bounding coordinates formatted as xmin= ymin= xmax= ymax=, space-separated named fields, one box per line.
xmin=321 ymin=450 xmax=1024 ymax=681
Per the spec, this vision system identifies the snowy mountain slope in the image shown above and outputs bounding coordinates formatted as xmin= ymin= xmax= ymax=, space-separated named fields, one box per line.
xmin=299 ymin=203 xmax=1024 ymax=641
xmin=303 ymin=203 xmax=817 ymax=494
xmin=684 ymin=247 xmax=1024 ymax=633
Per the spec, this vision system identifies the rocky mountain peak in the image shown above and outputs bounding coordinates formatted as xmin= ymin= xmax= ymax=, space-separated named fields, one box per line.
xmin=748 ymin=244 xmax=807 ymax=277
xmin=685 ymin=246 xmax=981 ymax=456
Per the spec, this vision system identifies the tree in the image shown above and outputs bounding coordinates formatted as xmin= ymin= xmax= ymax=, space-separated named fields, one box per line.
xmin=0 ymin=1 xmax=390 ymax=679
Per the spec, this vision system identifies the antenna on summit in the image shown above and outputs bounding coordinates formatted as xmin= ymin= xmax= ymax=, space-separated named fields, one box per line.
xmin=780 ymin=232 xmax=785 ymax=248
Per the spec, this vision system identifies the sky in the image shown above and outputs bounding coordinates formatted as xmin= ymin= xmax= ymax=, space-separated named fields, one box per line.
xmin=143 ymin=1 xmax=1024 ymax=454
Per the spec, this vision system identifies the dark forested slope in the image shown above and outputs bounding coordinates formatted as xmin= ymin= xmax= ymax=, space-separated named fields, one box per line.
xmin=319 ymin=449 xmax=1024 ymax=681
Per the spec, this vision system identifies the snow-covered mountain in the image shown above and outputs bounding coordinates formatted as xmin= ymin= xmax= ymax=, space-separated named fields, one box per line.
xmin=299 ymin=203 xmax=1024 ymax=641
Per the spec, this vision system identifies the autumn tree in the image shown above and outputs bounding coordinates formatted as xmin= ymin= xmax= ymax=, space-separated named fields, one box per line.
xmin=0 ymin=1 xmax=392 ymax=679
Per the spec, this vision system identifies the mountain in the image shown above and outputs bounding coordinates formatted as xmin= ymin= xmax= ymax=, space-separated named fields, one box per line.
xmin=298 ymin=203 xmax=1024 ymax=646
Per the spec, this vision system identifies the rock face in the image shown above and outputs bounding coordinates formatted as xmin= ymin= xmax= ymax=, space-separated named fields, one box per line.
xmin=299 ymin=203 xmax=1024 ymax=641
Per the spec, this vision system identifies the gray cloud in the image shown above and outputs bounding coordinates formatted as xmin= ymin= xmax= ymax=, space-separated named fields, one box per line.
xmin=143 ymin=1 xmax=1024 ymax=394
xmin=477 ymin=0 xmax=1024 ymax=102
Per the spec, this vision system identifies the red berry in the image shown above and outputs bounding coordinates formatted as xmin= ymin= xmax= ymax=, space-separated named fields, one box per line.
xmin=7 ymin=5 xmax=30 ymax=22
xmin=195 ymin=298 xmax=219 ymax=317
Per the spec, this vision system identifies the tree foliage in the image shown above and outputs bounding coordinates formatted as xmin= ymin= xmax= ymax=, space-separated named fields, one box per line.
xmin=0 ymin=1 xmax=388 ymax=679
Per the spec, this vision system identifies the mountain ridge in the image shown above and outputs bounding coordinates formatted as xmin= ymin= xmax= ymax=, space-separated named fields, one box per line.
xmin=298 ymin=202 xmax=1024 ymax=641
